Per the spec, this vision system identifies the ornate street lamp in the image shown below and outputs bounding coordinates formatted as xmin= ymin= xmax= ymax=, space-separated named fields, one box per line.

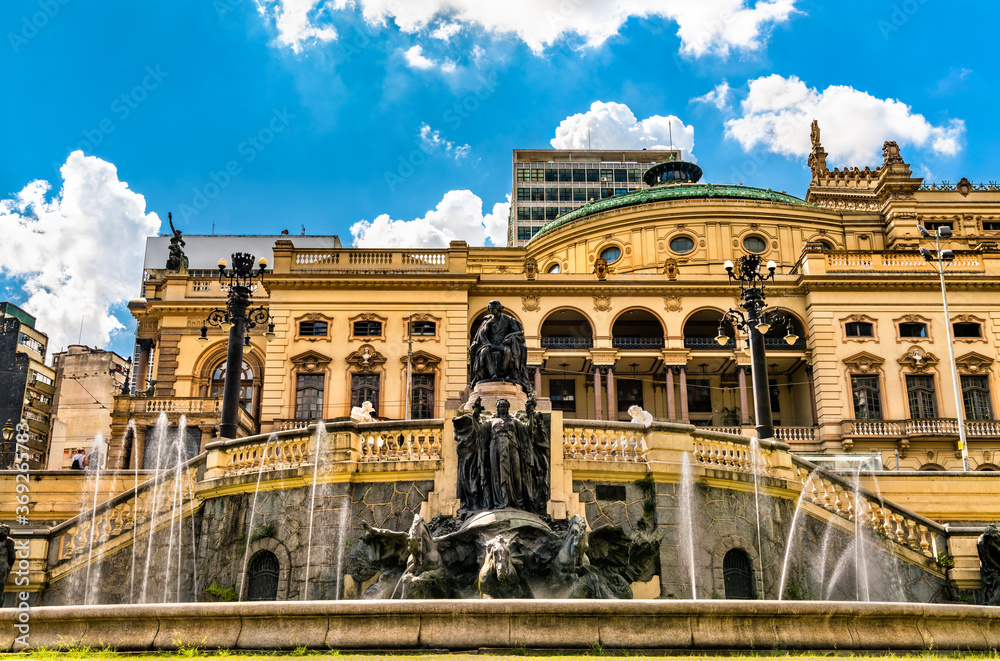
xmin=715 ymin=254 xmax=797 ymax=440
xmin=197 ymin=253 xmax=274 ymax=439
xmin=918 ymin=224 xmax=969 ymax=471
xmin=1 ymin=419 xmax=14 ymax=469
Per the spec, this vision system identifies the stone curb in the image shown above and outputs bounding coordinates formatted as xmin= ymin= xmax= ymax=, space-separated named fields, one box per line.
xmin=3 ymin=600 xmax=999 ymax=652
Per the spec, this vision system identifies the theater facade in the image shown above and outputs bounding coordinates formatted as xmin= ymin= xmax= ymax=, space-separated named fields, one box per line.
xmin=112 ymin=128 xmax=1000 ymax=476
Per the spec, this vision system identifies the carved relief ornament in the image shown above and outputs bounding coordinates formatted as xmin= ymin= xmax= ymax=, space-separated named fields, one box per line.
xmin=346 ymin=345 xmax=386 ymax=373
xmin=843 ymin=351 xmax=884 ymax=374
xmin=897 ymin=346 xmax=939 ymax=373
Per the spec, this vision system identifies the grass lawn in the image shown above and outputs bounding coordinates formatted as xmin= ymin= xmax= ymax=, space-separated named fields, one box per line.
xmin=9 ymin=650 xmax=1000 ymax=660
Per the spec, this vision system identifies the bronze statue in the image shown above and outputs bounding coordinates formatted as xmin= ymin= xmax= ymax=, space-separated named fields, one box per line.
xmin=979 ymin=523 xmax=1000 ymax=605
xmin=469 ymin=300 xmax=529 ymax=390
xmin=453 ymin=395 xmax=549 ymax=514
xmin=0 ymin=523 xmax=15 ymax=592
xmin=165 ymin=212 xmax=189 ymax=271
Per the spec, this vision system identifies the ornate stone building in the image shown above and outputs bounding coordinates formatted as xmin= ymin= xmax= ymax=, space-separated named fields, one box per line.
xmin=111 ymin=129 xmax=1000 ymax=474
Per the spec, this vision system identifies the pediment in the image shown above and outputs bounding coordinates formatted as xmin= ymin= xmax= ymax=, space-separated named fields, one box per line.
xmin=401 ymin=350 xmax=441 ymax=372
xmin=897 ymin=346 xmax=939 ymax=373
xmin=290 ymin=350 xmax=332 ymax=372
xmin=956 ymin=351 xmax=994 ymax=375
xmin=843 ymin=351 xmax=884 ymax=373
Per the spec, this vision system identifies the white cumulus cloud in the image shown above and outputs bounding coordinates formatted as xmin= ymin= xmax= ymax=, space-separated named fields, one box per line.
xmin=724 ymin=74 xmax=966 ymax=165
xmin=0 ymin=152 xmax=161 ymax=353
xmin=256 ymin=0 xmax=798 ymax=58
xmin=551 ymin=101 xmax=695 ymax=160
xmin=254 ymin=0 xmax=338 ymax=53
xmin=693 ymin=80 xmax=732 ymax=111
xmin=418 ymin=123 xmax=470 ymax=160
xmin=350 ymin=190 xmax=509 ymax=248
xmin=403 ymin=44 xmax=457 ymax=73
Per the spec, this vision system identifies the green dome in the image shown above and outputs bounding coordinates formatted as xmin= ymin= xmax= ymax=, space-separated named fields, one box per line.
xmin=527 ymin=183 xmax=812 ymax=244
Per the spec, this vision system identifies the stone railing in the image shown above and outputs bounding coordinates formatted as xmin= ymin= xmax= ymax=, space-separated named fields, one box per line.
xmin=703 ymin=426 xmax=741 ymax=435
xmin=562 ymin=420 xmax=649 ymax=462
xmin=791 ymin=457 xmax=946 ymax=561
xmin=144 ymin=398 xmax=221 ymax=414
xmin=967 ymin=420 xmax=1000 ymax=437
xmin=206 ymin=420 xmax=446 ymax=479
xmin=356 ymin=420 xmax=444 ymax=462
xmin=222 ymin=435 xmax=312 ymax=475
xmin=691 ymin=432 xmax=784 ymax=476
xmin=843 ymin=418 xmax=1000 ymax=438
xmin=824 ymin=251 xmax=982 ymax=274
xmin=271 ymin=419 xmax=310 ymax=432
xmin=774 ymin=426 xmax=817 ymax=442
xmin=49 ymin=457 xmax=202 ymax=569
xmin=290 ymin=249 xmax=449 ymax=272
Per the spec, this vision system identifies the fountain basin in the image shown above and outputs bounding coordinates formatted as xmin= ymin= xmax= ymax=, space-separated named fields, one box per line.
xmin=3 ymin=599 xmax=999 ymax=652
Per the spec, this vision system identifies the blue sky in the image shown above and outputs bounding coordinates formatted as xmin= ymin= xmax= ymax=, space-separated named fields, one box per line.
xmin=1 ymin=0 xmax=996 ymax=358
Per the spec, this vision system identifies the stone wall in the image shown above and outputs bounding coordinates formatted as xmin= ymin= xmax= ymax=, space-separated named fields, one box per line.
xmin=574 ymin=473 xmax=950 ymax=602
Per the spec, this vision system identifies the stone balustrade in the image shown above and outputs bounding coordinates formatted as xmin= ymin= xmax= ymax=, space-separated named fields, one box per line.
xmin=206 ymin=420 xmax=446 ymax=479
xmin=290 ymin=249 xmax=449 ymax=272
xmin=844 ymin=418 xmax=1000 ymax=438
xmin=561 ymin=420 xmax=649 ymax=462
xmin=692 ymin=434 xmax=775 ymax=475
xmin=143 ymin=398 xmax=220 ymax=414
xmin=824 ymin=251 xmax=983 ymax=274
xmin=356 ymin=421 xmax=443 ymax=462
xmin=774 ymin=426 xmax=817 ymax=442
xmin=50 ymin=460 xmax=201 ymax=570
xmin=792 ymin=459 xmax=945 ymax=561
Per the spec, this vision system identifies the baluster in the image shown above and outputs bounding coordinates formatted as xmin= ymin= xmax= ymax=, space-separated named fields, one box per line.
xmin=62 ymin=528 xmax=76 ymax=559
xmin=385 ymin=434 xmax=397 ymax=460
xmin=917 ymin=524 xmax=931 ymax=556
xmin=609 ymin=435 xmax=620 ymax=461
xmin=110 ymin=504 xmax=125 ymax=537
xmin=893 ymin=513 xmax=906 ymax=543
xmin=430 ymin=433 xmax=441 ymax=458
xmin=881 ymin=507 xmax=894 ymax=537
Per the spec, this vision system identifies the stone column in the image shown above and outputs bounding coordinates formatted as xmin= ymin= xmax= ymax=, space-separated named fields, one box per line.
xmin=665 ymin=367 xmax=676 ymax=420
xmin=533 ymin=366 xmax=542 ymax=396
xmin=593 ymin=367 xmax=603 ymax=421
xmin=606 ymin=367 xmax=616 ymax=422
xmin=679 ymin=366 xmax=689 ymax=422
xmin=806 ymin=365 xmax=818 ymax=426
xmin=738 ymin=366 xmax=750 ymax=425
xmin=135 ymin=338 xmax=154 ymax=391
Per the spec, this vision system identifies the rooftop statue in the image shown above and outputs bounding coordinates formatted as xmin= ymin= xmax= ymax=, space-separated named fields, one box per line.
xmin=165 ymin=212 xmax=189 ymax=271
xmin=469 ymin=300 xmax=530 ymax=391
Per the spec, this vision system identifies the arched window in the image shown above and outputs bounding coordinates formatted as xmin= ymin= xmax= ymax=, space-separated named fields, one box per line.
xmin=211 ymin=360 xmax=258 ymax=415
xmin=247 ymin=551 xmax=279 ymax=601
xmin=723 ymin=548 xmax=755 ymax=599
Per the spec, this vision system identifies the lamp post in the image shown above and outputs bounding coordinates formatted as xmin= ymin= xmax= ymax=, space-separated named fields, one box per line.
xmin=716 ymin=254 xmax=799 ymax=440
xmin=918 ymin=225 xmax=969 ymax=471
xmin=198 ymin=253 xmax=274 ymax=439
xmin=1 ymin=419 xmax=14 ymax=469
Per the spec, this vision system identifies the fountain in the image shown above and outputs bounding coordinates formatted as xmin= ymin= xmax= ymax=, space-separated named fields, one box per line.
xmin=3 ymin=298 xmax=986 ymax=651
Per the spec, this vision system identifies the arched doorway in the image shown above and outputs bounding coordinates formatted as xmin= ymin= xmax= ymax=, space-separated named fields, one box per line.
xmin=723 ymin=548 xmax=755 ymax=599
xmin=247 ymin=550 xmax=279 ymax=601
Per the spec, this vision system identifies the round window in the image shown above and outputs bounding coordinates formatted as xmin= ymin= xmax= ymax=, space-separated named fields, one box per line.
xmin=547 ymin=263 xmax=561 ymax=273
xmin=600 ymin=246 xmax=622 ymax=262
xmin=669 ymin=236 xmax=695 ymax=254
xmin=743 ymin=236 xmax=767 ymax=253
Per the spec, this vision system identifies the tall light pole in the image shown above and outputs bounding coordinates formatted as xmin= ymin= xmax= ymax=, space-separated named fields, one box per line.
xmin=405 ymin=312 xmax=413 ymax=420
xmin=198 ymin=253 xmax=273 ymax=439
xmin=918 ymin=225 xmax=969 ymax=471
xmin=716 ymin=254 xmax=798 ymax=440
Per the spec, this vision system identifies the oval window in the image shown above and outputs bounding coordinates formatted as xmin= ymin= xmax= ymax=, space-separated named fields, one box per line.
xmin=547 ymin=263 xmax=561 ymax=274
xmin=669 ymin=236 xmax=695 ymax=254
xmin=600 ymin=246 xmax=622 ymax=263
xmin=743 ymin=236 xmax=767 ymax=253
